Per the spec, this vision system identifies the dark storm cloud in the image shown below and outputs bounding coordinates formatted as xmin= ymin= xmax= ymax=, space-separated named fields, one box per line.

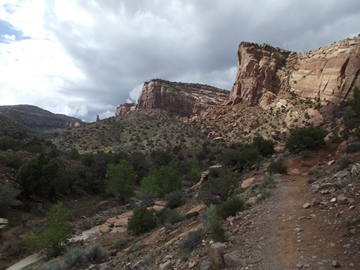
xmin=4 ymin=0 xmax=358 ymax=121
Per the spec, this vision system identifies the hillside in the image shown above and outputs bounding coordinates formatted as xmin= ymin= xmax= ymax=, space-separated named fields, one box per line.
xmin=0 ymin=105 xmax=84 ymax=131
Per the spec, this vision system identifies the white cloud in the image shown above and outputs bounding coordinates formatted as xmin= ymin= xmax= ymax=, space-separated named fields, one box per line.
xmin=2 ymin=34 xmax=16 ymax=42
xmin=0 ymin=0 xmax=359 ymax=122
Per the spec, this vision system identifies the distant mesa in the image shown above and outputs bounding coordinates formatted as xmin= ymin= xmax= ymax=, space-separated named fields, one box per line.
xmin=115 ymin=79 xmax=229 ymax=119
xmin=0 ymin=105 xmax=84 ymax=131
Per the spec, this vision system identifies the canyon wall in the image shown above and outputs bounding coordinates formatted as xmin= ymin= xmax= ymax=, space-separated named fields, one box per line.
xmin=230 ymin=37 xmax=360 ymax=105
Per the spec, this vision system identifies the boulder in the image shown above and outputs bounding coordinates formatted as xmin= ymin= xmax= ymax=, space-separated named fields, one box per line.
xmin=210 ymin=243 xmax=226 ymax=268
xmin=241 ymin=177 xmax=256 ymax=189
xmin=223 ymin=250 xmax=244 ymax=268
xmin=185 ymin=204 xmax=206 ymax=219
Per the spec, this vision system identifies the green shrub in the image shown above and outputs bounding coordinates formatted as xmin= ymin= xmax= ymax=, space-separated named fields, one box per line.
xmin=84 ymin=243 xmax=109 ymax=263
xmin=180 ymin=228 xmax=205 ymax=251
xmin=267 ymin=160 xmax=288 ymax=175
xmin=63 ymin=247 xmax=86 ymax=268
xmin=128 ymin=205 xmax=157 ymax=235
xmin=112 ymin=238 xmax=127 ymax=250
xmin=156 ymin=209 xmax=184 ymax=227
xmin=252 ymin=136 xmax=275 ymax=157
xmin=206 ymin=205 xmax=226 ymax=242
xmin=24 ymin=202 xmax=72 ymax=257
xmin=105 ymin=160 xmax=136 ymax=204
xmin=41 ymin=259 xmax=62 ymax=270
xmin=140 ymin=162 xmax=181 ymax=199
xmin=223 ymin=147 xmax=261 ymax=171
xmin=0 ymin=182 xmax=20 ymax=215
xmin=198 ymin=168 xmax=238 ymax=204
xmin=17 ymin=154 xmax=69 ymax=197
xmin=185 ymin=159 xmax=202 ymax=182
xmin=217 ymin=196 xmax=245 ymax=219
xmin=286 ymin=126 xmax=327 ymax=152
xmin=165 ymin=190 xmax=184 ymax=209
xmin=0 ymin=154 xmax=23 ymax=169
xmin=259 ymin=174 xmax=276 ymax=189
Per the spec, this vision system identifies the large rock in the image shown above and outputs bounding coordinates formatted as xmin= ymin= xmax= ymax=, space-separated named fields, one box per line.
xmin=241 ymin=177 xmax=256 ymax=189
xmin=116 ymin=79 xmax=229 ymax=118
xmin=230 ymin=37 xmax=360 ymax=106
xmin=210 ymin=243 xmax=226 ymax=268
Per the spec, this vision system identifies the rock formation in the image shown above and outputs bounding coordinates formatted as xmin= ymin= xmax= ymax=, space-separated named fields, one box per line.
xmin=115 ymin=79 xmax=229 ymax=118
xmin=115 ymin=103 xmax=136 ymax=116
xmin=231 ymin=37 xmax=360 ymax=105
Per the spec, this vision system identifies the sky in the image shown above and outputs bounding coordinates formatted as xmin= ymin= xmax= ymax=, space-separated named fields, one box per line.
xmin=0 ymin=0 xmax=359 ymax=122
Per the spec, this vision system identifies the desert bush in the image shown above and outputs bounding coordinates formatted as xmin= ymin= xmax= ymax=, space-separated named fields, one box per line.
xmin=128 ymin=205 xmax=157 ymax=235
xmin=24 ymin=202 xmax=72 ymax=257
xmin=105 ymin=159 xmax=136 ymax=204
xmin=180 ymin=228 xmax=205 ymax=251
xmin=217 ymin=196 xmax=245 ymax=219
xmin=41 ymin=259 xmax=62 ymax=270
xmin=259 ymin=174 xmax=276 ymax=189
xmin=112 ymin=238 xmax=127 ymax=250
xmin=0 ymin=182 xmax=20 ymax=215
xmin=285 ymin=126 xmax=327 ymax=152
xmin=140 ymin=162 xmax=181 ymax=199
xmin=165 ymin=190 xmax=184 ymax=209
xmin=63 ymin=247 xmax=86 ymax=268
xmin=0 ymin=153 xmax=23 ymax=169
xmin=222 ymin=147 xmax=261 ymax=171
xmin=267 ymin=160 xmax=288 ymax=175
xmin=198 ymin=168 xmax=238 ymax=204
xmin=252 ymin=136 xmax=275 ymax=157
xmin=156 ymin=208 xmax=184 ymax=227
xmin=17 ymin=154 xmax=69 ymax=197
xmin=206 ymin=205 xmax=226 ymax=242
xmin=84 ymin=243 xmax=109 ymax=263
xmin=185 ymin=159 xmax=202 ymax=182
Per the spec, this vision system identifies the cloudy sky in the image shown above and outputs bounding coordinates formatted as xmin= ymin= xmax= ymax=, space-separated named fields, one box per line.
xmin=0 ymin=0 xmax=359 ymax=122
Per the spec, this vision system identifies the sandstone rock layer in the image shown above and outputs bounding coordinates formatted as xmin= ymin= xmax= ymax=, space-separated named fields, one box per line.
xmin=230 ymin=37 xmax=360 ymax=105
xmin=116 ymin=79 xmax=229 ymax=118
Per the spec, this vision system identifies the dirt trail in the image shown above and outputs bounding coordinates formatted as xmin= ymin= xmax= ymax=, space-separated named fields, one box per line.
xmin=237 ymin=156 xmax=359 ymax=270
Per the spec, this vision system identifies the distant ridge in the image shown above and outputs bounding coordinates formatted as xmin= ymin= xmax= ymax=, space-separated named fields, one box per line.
xmin=0 ymin=104 xmax=84 ymax=131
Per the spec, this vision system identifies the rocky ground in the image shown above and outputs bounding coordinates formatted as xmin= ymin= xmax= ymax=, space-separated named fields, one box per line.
xmin=2 ymin=142 xmax=360 ymax=270
xmin=79 ymin=143 xmax=360 ymax=270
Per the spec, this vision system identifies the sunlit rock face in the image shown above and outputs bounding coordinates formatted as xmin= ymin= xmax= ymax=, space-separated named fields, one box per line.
xmin=116 ymin=79 xmax=229 ymax=118
xmin=230 ymin=37 xmax=360 ymax=105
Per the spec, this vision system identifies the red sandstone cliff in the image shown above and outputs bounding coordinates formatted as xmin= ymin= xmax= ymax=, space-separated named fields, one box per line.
xmin=230 ymin=37 xmax=360 ymax=105
xmin=115 ymin=79 xmax=229 ymax=118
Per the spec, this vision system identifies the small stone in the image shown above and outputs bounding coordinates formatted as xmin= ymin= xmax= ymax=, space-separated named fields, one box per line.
xmin=296 ymin=262 xmax=303 ymax=268
xmin=337 ymin=194 xmax=348 ymax=205
xmin=331 ymin=260 xmax=340 ymax=268
xmin=159 ymin=260 xmax=172 ymax=270
xmin=330 ymin=198 xmax=337 ymax=203
xmin=303 ymin=203 xmax=311 ymax=209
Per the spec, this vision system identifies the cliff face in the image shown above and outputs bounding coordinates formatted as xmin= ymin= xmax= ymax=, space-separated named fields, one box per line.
xmin=116 ymin=79 xmax=229 ymax=118
xmin=230 ymin=42 xmax=291 ymax=105
xmin=230 ymin=37 xmax=360 ymax=105
xmin=0 ymin=105 xmax=83 ymax=131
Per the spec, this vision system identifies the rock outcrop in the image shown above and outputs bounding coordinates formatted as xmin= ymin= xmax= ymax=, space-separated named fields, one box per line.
xmin=116 ymin=79 xmax=229 ymax=118
xmin=231 ymin=37 xmax=360 ymax=105
xmin=115 ymin=103 xmax=136 ymax=116
xmin=0 ymin=105 xmax=83 ymax=131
